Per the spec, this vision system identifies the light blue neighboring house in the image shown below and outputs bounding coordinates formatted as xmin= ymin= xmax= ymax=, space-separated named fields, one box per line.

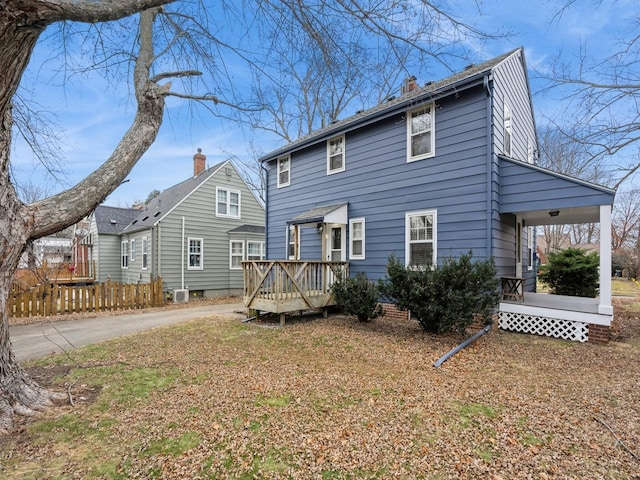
xmin=258 ymin=48 xmax=615 ymax=342
xmin=84 ymin=152 xmax=265 ymax=300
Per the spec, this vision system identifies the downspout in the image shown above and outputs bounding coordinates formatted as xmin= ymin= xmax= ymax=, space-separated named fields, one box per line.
xmin=434 ymin=324 xmax=492 ymax=368
xmin=260 ymin=161 xmax=268 ymax=258
xmin=181 ymin=216 xmax=185 ymax=290
xmin=157 ymin=222 xmax=162 ymax=280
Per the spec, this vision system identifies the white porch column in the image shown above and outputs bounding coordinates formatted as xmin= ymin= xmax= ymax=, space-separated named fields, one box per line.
xmin=599 ymin=204 xmax=613 ymax=316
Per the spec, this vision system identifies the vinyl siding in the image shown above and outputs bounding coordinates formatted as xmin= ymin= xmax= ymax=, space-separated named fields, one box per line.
xmin=266 ymin=84 xmax=491 ymax=282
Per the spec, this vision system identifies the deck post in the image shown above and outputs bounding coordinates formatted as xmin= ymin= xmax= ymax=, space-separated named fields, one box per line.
xmin=280 ymin=313 xmax=286 ymax=327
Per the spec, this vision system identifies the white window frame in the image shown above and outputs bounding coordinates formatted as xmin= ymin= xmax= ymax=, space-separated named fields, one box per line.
xmin=141 ymin=237 xmax=148 ymax=270
xmin=277 ymin=155 xmax=290 ymax=188
xmin=121 ymin=240 xmax=129 ymax=269
xmin=230 ymin=240 xmax=244 ymax=270
xmin=216 ymin=187 xmax=241 ymax=219
xmin=187 ymin=237 xmax=204 ymax=270
xmin=327 ymin=135 xmax=346 ymax=174
xmin=130 ymin=239 xmax=136 ymax=262
xmin=349 ymin=218 xmax=365 ymax=260
xmin=247 ymin=241 xmax=264 ymax=261
xmin=405 ymin=210 xmax=437 ymax=268
xmin=504 ymin=102 xmax=512 ymax=157
xmin=287 ymin=225 xmax=300 ymax=260
xmin=407 ymin=104 xmax=435 ymax=162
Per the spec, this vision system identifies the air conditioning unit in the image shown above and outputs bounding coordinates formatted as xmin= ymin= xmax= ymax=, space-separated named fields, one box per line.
xmin=173 ymin=289 xmax=189 ymax=303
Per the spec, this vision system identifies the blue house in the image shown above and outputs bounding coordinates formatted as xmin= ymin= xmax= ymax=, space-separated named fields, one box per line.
xmin=245 ymin=48 xmax=615 ymax=342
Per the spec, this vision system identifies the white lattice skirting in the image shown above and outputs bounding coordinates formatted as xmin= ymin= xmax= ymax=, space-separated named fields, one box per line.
xmin=498 ymin=311 xmax=589 ymax=342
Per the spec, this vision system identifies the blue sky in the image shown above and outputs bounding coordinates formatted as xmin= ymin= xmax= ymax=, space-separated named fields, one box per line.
xmin=11 ymin=0 xmax=636 ymax=206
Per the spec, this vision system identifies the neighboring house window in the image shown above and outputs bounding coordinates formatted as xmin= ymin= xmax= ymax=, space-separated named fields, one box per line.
xmin=405 ymin=210 xmax=437 ymax=268
xmin=349 ymin=218 xmax=365 ymax=260
xmin=142 ymin=237 xmax=148 ymax=270
xmin=527 ymin=139 xmax=534 ymax=164
xmin=216 ymin=187 xmax=241 ymax=218
xmin=247 ymin=241 xmax=264 ymax=261
xmin=121 ymin=241 xmax=129 ymax=269
xmin=277 ymin=155 xmax=290 ymax=188
xmin=327 ymin=135 xmax=345 ymax=174
xmin=230 ymin=240 xmax=244 ymax=269
xmin=504 ymin=102 xmax=512 ymax=156
xmin=130 ymin=239 xmax=136 ymax=262
xmin=407 ymin=104 xmax=435 ymax=161
xmin=188 ymin=238 xmax=203 ymax=270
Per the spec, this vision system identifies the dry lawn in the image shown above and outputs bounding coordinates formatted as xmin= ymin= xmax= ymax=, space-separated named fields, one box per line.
xmin=1 ymin=298 xmax=639 ymax=479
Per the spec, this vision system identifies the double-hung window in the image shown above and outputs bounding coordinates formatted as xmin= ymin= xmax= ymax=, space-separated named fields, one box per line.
xmin=141 ymin=237 xmax=148 ymax=270
xmin=216 ymin=187 xmax=240 ymax=218
xmin=405 ymin=210 xmax=436 ymax=268
xmin=277 ymin=155 xmax=290 ymax=187
xmin=407 ymin=104 xmax=435 ymax=161
xmin=504 ymin=102 xmax=512 ymax=156
xmin=230 ymin=241 xmax=244 ymax=269
xmin=130 ymin=239 xmax=136 ymax=262
xmin=188 ymin=238 xmax=203 ymax=270
xmin=121 ymin=241 xmax=129 ymax=269
xmin=327 ymin=135 xmax=345 ymax=174
xmin=247 ymin=241 xmax=264 ymax=261
xmin=349 ymin=218 xmax=365 ymax=260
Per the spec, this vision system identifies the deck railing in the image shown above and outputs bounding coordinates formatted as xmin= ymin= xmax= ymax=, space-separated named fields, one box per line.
xmin=243 ymin=260 xmax=349 ymax=315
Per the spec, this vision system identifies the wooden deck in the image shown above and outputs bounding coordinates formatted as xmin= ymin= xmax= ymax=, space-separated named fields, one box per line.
xmin=243 ymin=260 xmax=349 ymax=324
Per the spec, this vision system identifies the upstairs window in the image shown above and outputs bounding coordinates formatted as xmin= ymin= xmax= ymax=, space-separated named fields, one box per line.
xmin=277 ymin=155 xmax=290 ymax=188
xmin=405 ymin=210 xmax=437 ymax=268
xmin=349 ymin=218 xmax=365 ymax=260
xmin=504 ymin=102 xmax=512 ymax=156
xmin=407 ymin=104 xmax=435 ymax=161
xmin=216 ymin=187 xmax=241 ymax=218
xmin=130 ymin=239 xmax=136 ymax=262
xmin=188 ymin=238 xmax=203 ymax=270
xmin=327 ymin=135 xmax=345 ymax=174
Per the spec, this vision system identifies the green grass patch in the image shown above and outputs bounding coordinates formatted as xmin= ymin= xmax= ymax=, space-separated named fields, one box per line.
xmin=141 ymin=431 xmax=201 ymax=457
xmin=255 ymin=392 xmax=293 ymax=408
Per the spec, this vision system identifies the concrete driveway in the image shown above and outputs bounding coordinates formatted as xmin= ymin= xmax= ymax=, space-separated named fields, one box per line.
xmin=10 ymin=302 xmax=246 ymax=362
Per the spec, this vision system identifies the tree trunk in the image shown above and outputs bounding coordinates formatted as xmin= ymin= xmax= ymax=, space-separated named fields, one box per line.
xmin=0 ymin=3 xmax=170 ymax=432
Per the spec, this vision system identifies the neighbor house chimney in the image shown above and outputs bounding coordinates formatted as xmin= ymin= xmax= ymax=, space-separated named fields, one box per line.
xmin=193 ymin=148 xmax=206 ymax=176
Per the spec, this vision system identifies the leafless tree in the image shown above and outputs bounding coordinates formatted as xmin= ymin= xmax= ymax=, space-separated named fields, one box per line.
xmin=0 ymin=0 xmax=500 ymax=433
xmin=543 ymin=3 xmax=640 ymax=190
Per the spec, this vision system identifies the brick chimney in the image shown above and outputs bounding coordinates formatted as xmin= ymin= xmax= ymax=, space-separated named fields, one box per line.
xmin=401 ymin=76 xmax=418 ymax=95
xmin=193 ymin=148 xmax=206 ymax=176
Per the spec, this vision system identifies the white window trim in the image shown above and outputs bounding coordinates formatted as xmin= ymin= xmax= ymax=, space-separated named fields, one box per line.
xmin=187 ymin=237 xmax=204 ymax=271
xmin=527 ymin=226 xmax=534 ymax=271
xmin=277 ymin=155 xmax=290 ymax=188
xmin=216 ymin=187 xmax=241 ymax=219
xmin=504 ymin=101 xmax=512 ymax=157
xmin=141 ymin=237 xmax=148 ymax=270
xmin=407 ymin=103 xmax=435 ymax=162
xmin=327 ymin=135 xmax=346 ymax=175
xmin=349 ymin=218 xmax=365 ymax=260
xmin=247 ymin=241 xmax=265 ymax=261
xmin=287 ymin=225 xmax=301 ymax=260
xmin=405 ymin=210 xmax=437 ymax=267
xmin=230 ymin=240 xmax=244 ymax=270
xmin=130 ymin=239 xmax=136 ymax=262
xmin=121 ymin=240 xmax=129 ymax=269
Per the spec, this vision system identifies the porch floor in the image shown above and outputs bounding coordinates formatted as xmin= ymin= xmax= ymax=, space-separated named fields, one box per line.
xmin=503 ymin=292 xmax=599 ymax=314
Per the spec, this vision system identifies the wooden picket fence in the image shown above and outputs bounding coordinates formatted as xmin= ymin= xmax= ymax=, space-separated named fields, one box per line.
xmin=10 ymin=278 xmax=165 ymax=318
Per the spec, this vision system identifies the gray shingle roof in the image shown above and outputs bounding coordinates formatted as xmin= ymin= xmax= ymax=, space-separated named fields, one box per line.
xmin=94 ymin=205 xmax=140 ymax=235
xmin=123 ymin=161 xmax=225 ymax=233
xmin=227 ymin=224 xmax=266 ymax=235
xmin=260 ymin=48 xmax=521 ymax=162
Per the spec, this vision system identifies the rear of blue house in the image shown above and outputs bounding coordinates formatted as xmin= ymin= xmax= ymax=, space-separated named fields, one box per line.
xmin=253 ymin=48 xmax=615 ymax=342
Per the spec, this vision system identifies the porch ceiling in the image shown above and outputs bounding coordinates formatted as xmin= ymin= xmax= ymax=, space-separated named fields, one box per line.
xmin=517 ymin=205 xmax=601 ymax=227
